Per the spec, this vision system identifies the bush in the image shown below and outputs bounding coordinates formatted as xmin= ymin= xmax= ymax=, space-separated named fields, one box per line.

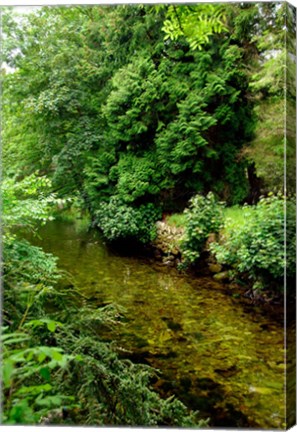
xmin=181 ymin=192 xmax=224 ymax=265
xmin=95 ymin=197 xmax=161 ymax=244
xmin=211 ymin=194 xmax=296 ymax=291
xmin=2 ymin=325 xmax=78 ymax=425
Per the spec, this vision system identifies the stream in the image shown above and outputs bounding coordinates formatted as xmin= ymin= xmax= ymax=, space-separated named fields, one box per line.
xmin=30 ymin=219 xmax=285 ymax=429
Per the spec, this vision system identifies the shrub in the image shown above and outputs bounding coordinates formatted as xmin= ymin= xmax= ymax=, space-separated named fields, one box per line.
xmin=2 ymin=325 xmax=78 ymax=425
xmin=181 ymin=192 xmax=224 ymax=265
xmin=95 ymin=197 xmax=161 ymax=244
xmin=211 ymin=194 xmax=296 ymax=291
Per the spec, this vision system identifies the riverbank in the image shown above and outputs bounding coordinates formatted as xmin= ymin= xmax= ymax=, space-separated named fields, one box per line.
xmin=151 ymin=218 xmax=285 ymax=306
xmin=55 ymin=205 xmax=287 ymax=307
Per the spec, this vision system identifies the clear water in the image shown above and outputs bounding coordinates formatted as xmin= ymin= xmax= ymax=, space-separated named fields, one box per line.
xmin=30 ymin=219 xmax=285 ymax=429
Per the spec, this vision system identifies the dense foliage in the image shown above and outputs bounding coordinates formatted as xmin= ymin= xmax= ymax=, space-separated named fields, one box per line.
xmin=211 ymin=195 xmax=296 ymax=292
xmin=1 ymin=3 xmax=295 ymax=426
xmin=181 ymin=193 xmax=224 ymax=266
xmin=3 ymin=5 xmax=259 ymax=220
xmin=95 ymin=197 xmax=161 ymax=244
xmin=3 ymin=3 xmax=294 ymax=240
xmin=239 ymin=3 xmax=296 ymax=197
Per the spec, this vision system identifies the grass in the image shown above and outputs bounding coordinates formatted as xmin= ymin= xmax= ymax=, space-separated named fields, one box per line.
xmin=166 ymin=205 xmax=251 ymax=233
xmin=166 ymin=213 xmax=187 ymax=228
xmin=223 ymin=205 xmax=250 ymax=231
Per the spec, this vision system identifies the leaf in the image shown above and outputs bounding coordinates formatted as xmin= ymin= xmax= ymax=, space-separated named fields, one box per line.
xmin=16 ymin=383 xmax=52 ymax=395
xmin=3 ymin=359 xmax=14 ymax=387
xmin=39 ymin=366 xmax=51 ymax=381
xmin=52 ymin=351 xmax=63 ymax=362
xmin=2 ymin=334 xmax=30 ymax=345
xmin=46 ymin=321 xmax=56 ymax=332
xmin=38 ymin=352 xmax=47 ymax=363
xmin=36 ymin=395 xmax=62 ymax=407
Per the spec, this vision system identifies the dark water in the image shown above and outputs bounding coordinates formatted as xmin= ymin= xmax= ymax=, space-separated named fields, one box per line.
xmin=30 ymin=219 xmax=285 ymax=429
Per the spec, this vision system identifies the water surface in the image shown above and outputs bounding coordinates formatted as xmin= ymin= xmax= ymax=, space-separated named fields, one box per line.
xmin=31 ymin=220 xmax=285 ymax=429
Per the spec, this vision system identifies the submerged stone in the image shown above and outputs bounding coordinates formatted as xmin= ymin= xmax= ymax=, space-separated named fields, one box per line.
xmin=213 ymin=271 xmax=230 ymax=282
xmin=209 ymin=263 xmax=223 ymax=273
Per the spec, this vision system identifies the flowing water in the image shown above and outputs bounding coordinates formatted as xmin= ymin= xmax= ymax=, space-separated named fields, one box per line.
xmin=30 ymin=219 xmax=285 ymax=429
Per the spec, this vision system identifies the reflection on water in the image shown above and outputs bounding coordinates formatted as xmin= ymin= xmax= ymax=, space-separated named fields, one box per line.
xmin=30 ymin=220 xmax=285 ymax=429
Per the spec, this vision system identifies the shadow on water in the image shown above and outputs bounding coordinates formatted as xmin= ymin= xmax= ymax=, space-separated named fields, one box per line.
xmin=28 ymin=220 xmax=285 ymax=429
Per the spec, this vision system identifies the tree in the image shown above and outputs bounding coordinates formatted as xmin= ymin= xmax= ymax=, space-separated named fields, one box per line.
xmin=161 ymin=4 xmax=227 ymax=50
xmin=233 ymin=3 xmax=296 ymax=196
xmin=6 ymin=4 xmax=287 ymax=242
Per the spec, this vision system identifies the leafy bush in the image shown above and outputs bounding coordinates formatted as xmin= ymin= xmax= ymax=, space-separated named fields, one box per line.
xmin=2 ymin=325 xmax=78 ymax=425
xmin=2 ymin=173 xmax=57 ymax=237
xmin=2 ymin=174 xmax=76 ymax=424
xmin=211 ymin=194 xmax=296 ymax=291
xmin=4 ymin=240 xmax=60 ymax=286
xmin=181 ymin=192 xmax=224 ymax=265
xmin=2 ymin=174 xmax=62 ymax=324
xmin=95 ymin=197 xmax=161 ymax=244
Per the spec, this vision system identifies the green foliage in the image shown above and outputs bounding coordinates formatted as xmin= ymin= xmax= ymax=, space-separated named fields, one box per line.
xmin=2 ymin=174 xmax=71 ymax=423
xmin=3 ymin=4 xmax=255 ymax=215
xmin=242 ymin=100 xmax=286 ymax=194
xmin=162 ymin=4 xmax=227 ymax=50
xmin=4 ymin=240 xmax=60 ymax=287
xmin=110 ymin=153 xmax=163 ymax=203
xmin=2 ymin=175 xmax=63 ymax=331
xmin=211 ymin=195 xmax=296 ymax=291
xmin=95 ymin=197 xmax=161 ymax=243
xmin=2 ymin=301 xmax=206 ymax=426
xmin=2 ymin=325 xmax=77 ymax=425
xmin=181 ymin=193 xmax=224 ymax=265
xmin=102 ymin=56 xmax=163 ymax=144
xmin=234 ymin=3 xmax=295 ymax=196
xmin=4 ymin=261 xmax=204 ymax=426
xmin=166 ymin=213 xmax=187 ymax=229
xmin=2 ymin=173 xmax=56 ymax=236
xmin=3 ymin=2 xmax=292 ymax=209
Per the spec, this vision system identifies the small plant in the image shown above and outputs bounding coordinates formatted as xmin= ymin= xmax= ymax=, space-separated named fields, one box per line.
xmin=181 ymin=192 xmax=224 ymax=265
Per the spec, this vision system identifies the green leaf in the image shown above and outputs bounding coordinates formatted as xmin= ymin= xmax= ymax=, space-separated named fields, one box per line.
xmin=3 ymin=359 xmax=14 ymax=388
xmin=39 ymin=366 xmax=51 ymax=381
xmin=52 ymin=351 xmax=63 ymax=361
xmin=46 ymin=321 xmax=56 ymax=332
xmin=38 ymin=352 xmax=47 ymax=363
xmin=16 ymin=383 xmax=52 ymax=395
